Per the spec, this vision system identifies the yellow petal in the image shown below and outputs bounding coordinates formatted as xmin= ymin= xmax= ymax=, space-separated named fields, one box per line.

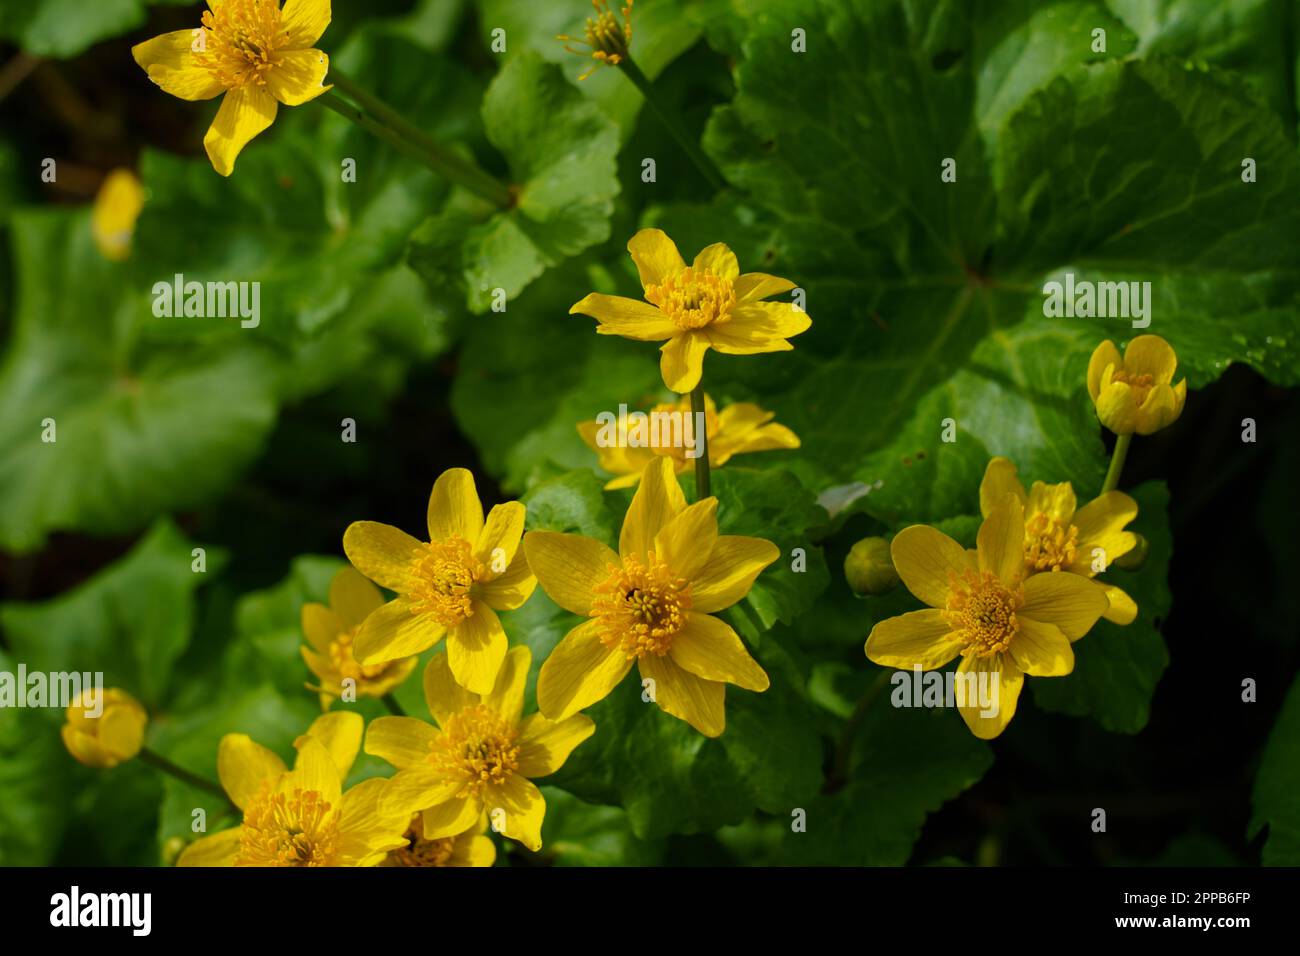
xmin=1086 ymin=340 xmax=1122 ymax=401
xmin=628 ymin=228 xmax=686 ymax=288
xmin=1136 ymin=381 xmax=1184 ymax=434
xmin=266 ymin=48 xmax=330 ymax=106
xmin=1070 ymin=490 xmax=1138 ymax=573
xmin=422 ymin=651 xmax=479 ymax=725
xmin=707 ymin=302 xmax=809 ymax=353
xmin=1009 ymin=617 xmax=1074 ymax=676
xmin=365 ymin=716 xmax=439 ymax=770
xmin=639 ymin=654 xmax=726 ymax=737
xmin=283 ymin=735 xmax=341 ymax=805
xmin=301 ymin=602 xmax=343 ymax=653
xmin=474 ymin=501 xmax=526 ymax=568
xmin=515 ymin=713 xmax=596 ymax=777
xmin=447 ymin=603 xmax=508 ymax=695
xmin=131 ymin=30 xmax=224 ymax=101
xmin=421 ymin=795 xmax=482 ymax=840
xmin=1020 ymin=571 xmax=1108 ymax=641
xmin=620 ymin=457 xmax=686 ymax=561
xmin=653 ymin=498 xmax=718 ymax=581
xmin=979 ymin=457 xmax=1026 ymax=519
xmin=280 ymin=0 xmax=332 ymax=48
xmin=217 ymin=733 xmax=286 ymax=810
xmin=1026 ymin=480 xmax=1077 ymax=523
xmin=1099 ymin=582 xmax=1138 ymax=625
xmin=329 ymin=565 xmax=385 ymax=629
xmin=427 ymin=468 xmax=484 ymax=545
xmin=659 ymin=331 xmax=710 ymax=393
xmin=890 ymin=525 xmax=973 ymax=608
xmin=1123 ymin=334 xmax=1178 ymax=384
xmin=204 ymin=86 xmax=278 ymax=177
xmin=176 ymin=828 xmax=241 ymax=867
xmin=459 ymin=834 xmax=497 ymax=867
xmin=483 ymin=645 xmax=532 ymax=722
xmin=978 ymin=494 xmax=1025 ymax=587
xmin=1095 ymin=381 xmax=1139 ymax=435
xmin=487 ymin=775 xmax=547 ymax=852
xmin=522 ymin=531 xmax=617 ymax=615
xmin=692 ymin=242 xmax=739 ymax=280
xmin=690 ymin=535 xmax=779 ymax=612
xmin=343 ymin=520 xmax=421 ymax=592
xmin=670 ymin=613 xmax=769 ymax=691
xmin=572 ymin=293 xmax=677 ymax=340
xmin=956 ymin=653 xmax=1022 ymax=739
xmin=354 ymin=599 xmax=446 ymax=664
xmin=732 ymin=272 xmax=795 ymax=303
xmin=865 ymin=608 xmax=964 ymax=669
xmin=478 ymin=548 xmax=538 ymax=610
xmin=381 ymin=768 xmax=462 ymax=819
xmin=299 ymin=710 xmax=362 ymax=779
xmin=536 ymin=619 xmax=634 ymax=720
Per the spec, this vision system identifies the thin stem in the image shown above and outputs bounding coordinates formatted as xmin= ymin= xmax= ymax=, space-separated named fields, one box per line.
xmin=323 ymin=74 xmax=511 ymax=208
xmin=617 ymin=56 xmax=727 ymax=193
xmin=382 ymin=694 xmax=406 ymax=717
xmin=689 ymin=385 xmax=711 ymax=500
xmin=1101 ymin=432 xmax=1132 ymax=494
xmin=139 ymin=748 xmax=236 ymax=809
xmin=824 ymin=672 xmax=890 ymax=794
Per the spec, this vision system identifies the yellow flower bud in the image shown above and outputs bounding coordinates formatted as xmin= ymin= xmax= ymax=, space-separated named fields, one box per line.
xmin=844 ymin=536 xmax=900 ymax=595
xmin=1086 ymin=334 xmax=1187 ymax=436
xmin=61 ymin=687 xmax=148 ymax=769
xmin=91 ymin=169 xmax=145 ymax=262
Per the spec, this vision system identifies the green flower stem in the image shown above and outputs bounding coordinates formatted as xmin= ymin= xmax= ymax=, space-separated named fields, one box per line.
xmin=689 ymin=385 xmax=712 ymax=500
xmin=1101 ymin=432 xmax=1132 ymax=494
xmin=382 ymin=693 xmax=406 ymax=717
xmin=617 ymin=56 xmax=727 ymax=193
xmin=139 ymin=747 xmax=236 ymax=810
xmin=323 ymin=73 xmax=512 ymax=208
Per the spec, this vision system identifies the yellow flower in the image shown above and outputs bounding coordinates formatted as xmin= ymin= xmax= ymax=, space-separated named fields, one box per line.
xmin=131 ymin=0 xmax=333 ymax=177
xmin=979 ymin=457 xmax=1138 ymax=625
xmin=1087 ymin=335 xmax=1187 ymax=435
xmin=343 ymin=467 xmax=536 ymax=695
xmin=523 ymin=457 xmax=777 ymax=737
xmin=571 ymin=228 xmax=811 ymax=394
xmin=61 ymin=688 xmax=147 ymax=768
xmin=865 ymin=495 xmax=1108 ymax=739
xmin=382 ymin=815 xmax=496 ymax=867
xmin=558 ymin=0 xmax=634 ymax=80
xmin=91 ymin=169 xmax=145 ymax=261
xmin=177 ymin=711 xmax=408 ymax=866
xmin=577 ymin=392 xmax=800 ymax=489
xmin=301 ymin=566 xmax=419 ymax=710
xmin=365 ymin=646 xmax=593 ymax=853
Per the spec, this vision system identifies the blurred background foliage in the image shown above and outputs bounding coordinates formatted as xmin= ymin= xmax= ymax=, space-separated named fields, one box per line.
xmin=0 ymin=0 xmax=1297 ymax=866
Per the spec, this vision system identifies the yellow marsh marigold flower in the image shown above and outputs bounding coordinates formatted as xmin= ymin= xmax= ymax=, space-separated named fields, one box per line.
xmin=61 ymin=688 xmax=147 ymax=769
xmin=980 ymin=457 xmax=1138 ymax=625
xmin=177 ymin=711 xmax=408 ymax=866
xmin=523 ymin=457 xmax=778 ymax=737
xmin=1087 ymin=334 xmax=1187 ymax=435
xmin=343 ymin=468 xmax=536 ymax=695
xmin=571 ymin=229 xmax=811 ymax=394
xmin=91 ymin=169 xmax=145 ymax=261
xmin=131 ymin=0 xmax=333 ymax=177
xmin=383 ymin=815 xmax=496 ymax=868
xmin=301 ymin=566 xmax=419 ymax=710
xmin=577 ymin=392 xmax=800 ymax=489
xmin=558 ymin=0 xmax=634 ymax=80
xmin=366 ymin=646 xmax=593 ymax=853
xmin=865 ymin=495 xmax=1108 ymax=739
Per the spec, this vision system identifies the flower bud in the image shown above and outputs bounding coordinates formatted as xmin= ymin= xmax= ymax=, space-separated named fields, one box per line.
xmin=844 ymin=537 xmax=900 ymax=595
xmin=1086 ymin=335 xmax=1187 ymax=436
xmin=61 ymin=687 xmax=148 ymax=769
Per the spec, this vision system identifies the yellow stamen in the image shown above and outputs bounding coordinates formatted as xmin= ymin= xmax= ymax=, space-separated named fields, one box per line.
xmin=943 ymin=569 xmax=1022 ymax=657
xmin=591 ymin=554 xmax=692 ymax=658
xmin=1023 ymin=511 xmax=1080 ymax=572
xmin=235 ymin=785 xmax=339 ymax=866
xmin=558 ymin=0 xmax=634 ymax=79
xmin=194 ymin=0 xmax=289 ymax=91
xmin=327 ymin=627 xmax=394 ymax=683
xmin=429 ymin=704 xmax=520 ymax=799
xmin=406 ymin=537 xmax=483 ymax=626
xmin=1111 ymin=369 xmax=1156 ymax=405
xmin=388 ymin=818 xmax=458 ymax=867
xmin=645 ymin=267 xmax=736 ymax=331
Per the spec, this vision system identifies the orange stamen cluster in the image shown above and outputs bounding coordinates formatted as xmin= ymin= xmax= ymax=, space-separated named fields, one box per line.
xmin=1110 ymin=369 xmax=1156 ymax=405
xmin=195 ymin=0 xmax=288 ymax=91
xmin=558 ymin=0 xmax=634 ymax=80
xmin=592 ymin=554 xmax=692 ymax=657
xmin=388 ymin=819 xmax=458 ymax=867
xmin=328 ymin=627 xmax=395 ymax=683
xmin=406 ymin=537 xmax=483 ymax=626
xmin=1023 ymin=511 xmax=1080 ymax=572
xmin=943 ymin=569 xmax=1022 ymax=657
xmin=646 ymin=267 xmax=736 ymax=331
xmin=236 ymin=785 xmax=339 ymax=866
xmin=429 ymin=704 xmax=520 ymax=799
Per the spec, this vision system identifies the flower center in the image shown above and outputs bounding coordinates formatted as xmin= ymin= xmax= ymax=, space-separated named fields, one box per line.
xmin=591 ymin=554 xmax=692 ymax=658
xmin=429 ymin=704 xmax=520 ymax=799
xmin=195 ymin=0 xmax=288 ymax=90
xmin=1023 ymin=512 xmax=1080 ymax=573
xmin=328 ymin=627 xmax=393 ymax=683
xmin=406 ymin=537 xmax=483 ymax=626
xmin=235 ymin=786 xmax=339 ymax=866
xmin=1111 ymin=369 xmax=1155 ymax=405
xmin=583 ymin=0 xmax=633 ymax=60
xmin=387 ymin=818 xmax=458 ymax=867
xmin=943 ymin=569 xmax=1022 ymax=658
xmin=646 ymin=268 xmax=736 ymax=331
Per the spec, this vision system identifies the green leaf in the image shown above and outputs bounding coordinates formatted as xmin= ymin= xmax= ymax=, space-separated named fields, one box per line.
xmin=535 ymin=786 xmax=665 ymax=866
xmin=1249 ymin=673 xmax=1300 ymax=865
xmin=410 ymin=53 xmax=621 ymax=313
xmin=0 ymin=0 xmax=185 ymax=59
xmin=523 ymin=469 xmax=621 ymax=544
xmin=0 ymin=519 xmax=223 ymax=705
